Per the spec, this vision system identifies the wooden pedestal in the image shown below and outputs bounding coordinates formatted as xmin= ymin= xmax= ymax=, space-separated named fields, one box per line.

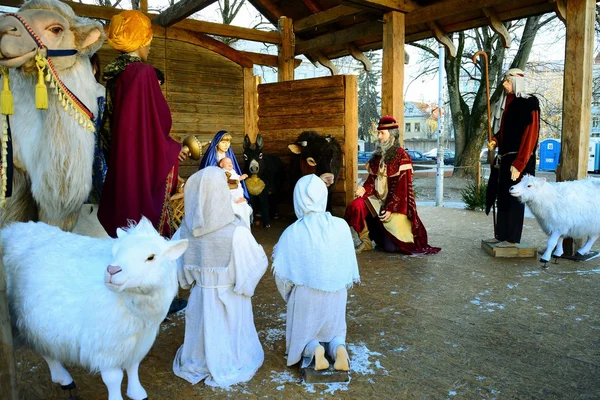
xmin=481 ymin=240 xmax=537 ymax=258
xmin=301 ymin=363 xmax=350 ymax=384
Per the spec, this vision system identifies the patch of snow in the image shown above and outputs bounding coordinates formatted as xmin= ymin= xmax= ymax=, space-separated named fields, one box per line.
xmin=390 ymin=291 xmax=398 ymax=295
xmin=449 ymin=390 xmax=457 ymax=396
xmin=507 ymin=283 xmax=518 ymax=289
xmin=269 ymin=370 xmax=296 ymax=386
xmin=565 ymin=305 xmax=576 ymax=310
xmin=348 ymin=342 xmax=386 ymax=376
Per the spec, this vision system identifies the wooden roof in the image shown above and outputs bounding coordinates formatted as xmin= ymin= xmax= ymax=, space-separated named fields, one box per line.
xmin=247 ymin=0 xmax=559 ymax=60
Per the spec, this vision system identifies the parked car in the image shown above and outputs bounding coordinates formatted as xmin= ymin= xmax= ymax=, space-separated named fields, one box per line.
xmin=425 ymin=149 xmax=455 ymax=165
xmin=358 ymin=151 xmax=372 ymax=163
xmin=406 ymin=149 xmax=434 ymax=164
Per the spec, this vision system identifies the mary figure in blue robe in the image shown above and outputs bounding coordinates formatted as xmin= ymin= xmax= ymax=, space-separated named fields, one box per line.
xmin=199 ymin=130 xmax=250 ymax=201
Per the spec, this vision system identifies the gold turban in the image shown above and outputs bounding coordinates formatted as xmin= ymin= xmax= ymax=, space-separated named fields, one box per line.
xmin=107 ymin=10 xmax=153 ymax=53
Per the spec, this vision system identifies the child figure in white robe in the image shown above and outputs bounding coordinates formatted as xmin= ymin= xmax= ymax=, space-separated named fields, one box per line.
xmin=173 ymin=166 xmax=268 ymax=387
xmin=219 ymin=157 xmax=253 ymax=228
xmin=272 ymin=174 xmax=360 ymax=371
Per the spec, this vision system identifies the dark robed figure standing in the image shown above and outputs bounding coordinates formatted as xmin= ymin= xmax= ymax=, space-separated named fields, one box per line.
xmin=486 ymin=68 xmax=540 ymax=247
xmin=345 ymin=116 xmax=440 ymax=255
xmin=98 ymin=11 xmax=182 ymax=238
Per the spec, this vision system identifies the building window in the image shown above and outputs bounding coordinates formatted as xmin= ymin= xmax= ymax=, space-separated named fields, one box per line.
xmin=415 ymin=123 xmax=421 ymax=132
xmin=405 ymin=123 xmax=411 ymax=132
xmin=593 ymin=117 xmax=600 ymax=128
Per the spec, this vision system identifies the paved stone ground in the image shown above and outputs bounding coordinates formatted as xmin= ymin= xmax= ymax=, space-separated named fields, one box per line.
xmin=15 ymin=200 xmax=600 ymax=399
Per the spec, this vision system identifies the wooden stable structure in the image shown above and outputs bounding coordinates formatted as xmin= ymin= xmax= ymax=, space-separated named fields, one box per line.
xmin=0 ymin=0 xmax=597 ymax=398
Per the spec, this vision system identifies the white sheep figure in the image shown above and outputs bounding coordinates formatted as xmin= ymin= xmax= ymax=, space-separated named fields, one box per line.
xmin=509 ymin=174 xmax=600 ymax=265
xmin=1 ymin=217 xmax=188 ymax=400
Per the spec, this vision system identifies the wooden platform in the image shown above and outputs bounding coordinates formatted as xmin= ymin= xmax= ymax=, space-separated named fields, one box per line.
xmin=301 ymin=362 xmax=350 ymax=384
xmin=481 ymin=240 xmax=537 ymax=258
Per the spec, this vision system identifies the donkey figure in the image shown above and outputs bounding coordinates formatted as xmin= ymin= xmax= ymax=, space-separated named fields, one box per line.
xmin=242 ymin=134 xmax=283 ymax=228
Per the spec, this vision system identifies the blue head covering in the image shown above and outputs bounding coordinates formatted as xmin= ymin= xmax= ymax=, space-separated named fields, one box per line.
xmin=198 ymin=130 xmax=249 ymax=200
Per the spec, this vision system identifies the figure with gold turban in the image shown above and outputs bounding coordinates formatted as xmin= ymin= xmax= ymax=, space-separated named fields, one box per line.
xmin=97 ymin=10 xmax=187 ymax=238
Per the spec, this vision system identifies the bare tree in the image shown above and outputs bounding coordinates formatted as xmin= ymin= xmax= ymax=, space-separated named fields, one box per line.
xmin=409 ymin=14 xmax=559 ymax=177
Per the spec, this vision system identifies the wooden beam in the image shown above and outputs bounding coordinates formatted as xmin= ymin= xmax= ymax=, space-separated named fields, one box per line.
xmin=428 ymin=21 xmax=457 ymax=58
xmin=166 ymin=28 xmax=254 ymax=68
xmin=1 ymin=259 xmax=18 ymax=400
xmin=381 ymin=11 xmax=405 ymax=144
xmin=175 ymin=18 xmax=281 ymax=44
xmin=483 ymin=8 xmax=511 ymax=48
xmin=344 ymin=74 xmax=359 ymax=206
xmin=342 ymin=0 xmax=416 ymax=12
xmin=406 ymin=0 xmax=515 ymax=26
xmin=557 ymin=0 xmax=595 ymax=181
xmin=240 ymin=51 xmax=303 ymax=68
xmin=153 ymin=0 xmax=217 ymax=27
xmin=278 ymin=16 xmax=295 ymax=81
xmin=295 ymin=21 xmax=382 ymax=55
xmin=301 ymin=0 xmax=322 ymax=14
xmin=294 ymin=5 xmax=363 ymax=33
xmin=243 ymin=68 xmax=260 ymax=142
xmin=347 ymin=44 xmax=373 ymax=71
xmin=140 ymin=0 xmax=148 ymax=13
xmin=549 ymin=0 xmax=567 ymax=23
xmin=315 ymin=51 xmax=339 ymax=75
xmin=248 ymin=0 xmax=283 ymax=26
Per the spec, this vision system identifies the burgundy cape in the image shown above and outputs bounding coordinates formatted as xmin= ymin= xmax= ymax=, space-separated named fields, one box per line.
xmin=345 ymin=147 xmax=440 ymax=255
xmin=98 ymin=62 xmax=180 ymax=238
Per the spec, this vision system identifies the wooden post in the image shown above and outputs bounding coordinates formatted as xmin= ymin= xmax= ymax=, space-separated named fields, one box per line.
xmin=1 ymin=258 xmax=18 ymax=400
xmin=140 ymin=0 xmax=148 ymax=13
xmin=557 ymin=0 xmax=595 ymax=255
xmin=277 ymin=16 xmax=295 ymax=82
xmin=381 ymin=11 xmax=405 ymax=145
xmin=476 ymin=161 xmax=481 ymax=190
xmin=344 ymin=75 xmax=358 ymax=206
xmin=243 ymin=68 xmax=260 ymax=143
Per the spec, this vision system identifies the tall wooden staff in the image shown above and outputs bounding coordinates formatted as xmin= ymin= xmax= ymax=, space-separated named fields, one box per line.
xmin=472 ymin=50 xmax=496 ymax=235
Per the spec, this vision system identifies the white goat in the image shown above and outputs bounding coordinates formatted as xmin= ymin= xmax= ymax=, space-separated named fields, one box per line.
xmin=1 ymin=217 xmax=188 ymax=400
xmin=509 ymin=174 xmax=600 ymax=264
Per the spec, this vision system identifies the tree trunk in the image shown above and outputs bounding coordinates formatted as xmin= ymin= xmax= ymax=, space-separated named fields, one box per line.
xmin=452 ymin=16 xmax=543 ymax=178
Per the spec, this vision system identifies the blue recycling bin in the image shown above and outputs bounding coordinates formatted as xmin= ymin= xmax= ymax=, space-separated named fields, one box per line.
xmin=539 ymin=139 xmax=561 ymax=171
xmin=595 ymin=142 xmax=600 ymax=173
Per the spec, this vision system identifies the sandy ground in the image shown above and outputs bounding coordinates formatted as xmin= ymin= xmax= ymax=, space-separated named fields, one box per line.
xmin=13 ymin=172 xmax=600 ymax=400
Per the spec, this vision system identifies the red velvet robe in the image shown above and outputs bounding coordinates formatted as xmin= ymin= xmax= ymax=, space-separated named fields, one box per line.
xmin=346 ymin=147 xmax=440 ymax=255
xmin=98 ymin=62 xmax=180 ymax=238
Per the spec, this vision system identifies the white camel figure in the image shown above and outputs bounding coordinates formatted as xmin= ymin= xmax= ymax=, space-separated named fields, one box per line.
xmin=0 ymin=0 xmax=104 ymax=231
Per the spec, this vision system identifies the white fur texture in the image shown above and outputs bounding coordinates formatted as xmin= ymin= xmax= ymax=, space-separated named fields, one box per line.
xmin=509 ymin=175 xmax=600 ymax=260
xmin=2 ymin=217 xmax=188 ymax=399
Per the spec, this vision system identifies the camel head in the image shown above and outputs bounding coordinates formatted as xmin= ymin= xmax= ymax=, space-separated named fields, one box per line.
xmin=0 ymin=0 xmax=104 ymax=70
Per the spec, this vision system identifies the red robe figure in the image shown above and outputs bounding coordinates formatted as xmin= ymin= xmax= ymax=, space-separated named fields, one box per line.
xmin=485 ymin=68 xmax=540 ymax=247
xmin=345 ymin=116 xmax=440 ymax=255
xmin=98 ymin=11 xmax=183 ymax=238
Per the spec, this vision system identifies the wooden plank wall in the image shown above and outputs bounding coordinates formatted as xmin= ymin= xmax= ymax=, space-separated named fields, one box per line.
xmin=96 ymin=34 xmax=245 ymax=178
xmin=257 ymin=75 xmax=358 ymax=207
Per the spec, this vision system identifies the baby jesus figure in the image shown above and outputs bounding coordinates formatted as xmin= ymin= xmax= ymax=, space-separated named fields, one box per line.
xmin=219 ymin=157 xmax=252 ymax=227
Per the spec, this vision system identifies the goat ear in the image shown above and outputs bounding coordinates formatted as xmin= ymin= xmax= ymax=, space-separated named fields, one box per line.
xmin=163 ymin=239 xmax=189 ymax=261
xmin=289 ymin=144 xmax=301 ymax=154
xmin=116 ymin=228 xmax=127 ymax=238
xmin=76 ymin=22 xmax=104 ymax=56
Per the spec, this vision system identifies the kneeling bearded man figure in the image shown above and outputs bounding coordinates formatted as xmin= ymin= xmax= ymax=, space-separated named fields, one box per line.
xmin=345 ymin=116 xmax=440 ymax=255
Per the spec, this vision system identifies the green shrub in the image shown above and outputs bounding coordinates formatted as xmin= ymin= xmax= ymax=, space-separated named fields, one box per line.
xmin=461 ymin=180 xmax=487 ymax=211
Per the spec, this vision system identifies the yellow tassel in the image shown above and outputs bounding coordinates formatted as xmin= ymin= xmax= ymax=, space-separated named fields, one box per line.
xmin=1 ymin=67 xmax=14 ymax=116
xmin=35 ymin=56 xmax=48 ymax=110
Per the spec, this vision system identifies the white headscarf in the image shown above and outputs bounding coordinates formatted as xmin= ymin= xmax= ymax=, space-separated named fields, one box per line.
xmin=272 ymin=175 xmax=360 ymax=292
xmin=492 ymin=68 xmax=531 ymax=135
xmin=179 ymin=167 xmax=241 ymax=271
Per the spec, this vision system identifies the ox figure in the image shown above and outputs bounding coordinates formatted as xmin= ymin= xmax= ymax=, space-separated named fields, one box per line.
xmin=289 ymin=131 xmax=342 ymax=212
